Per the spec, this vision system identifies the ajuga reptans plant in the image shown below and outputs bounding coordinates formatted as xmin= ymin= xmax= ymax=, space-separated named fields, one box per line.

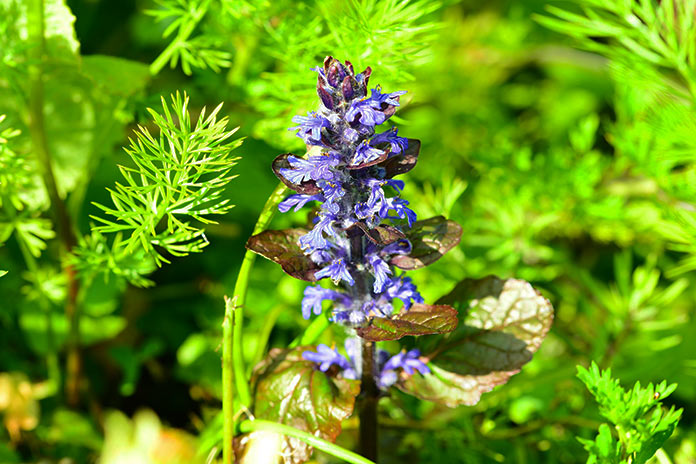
xmin=239 ymin=57 xmax=554 ymax=463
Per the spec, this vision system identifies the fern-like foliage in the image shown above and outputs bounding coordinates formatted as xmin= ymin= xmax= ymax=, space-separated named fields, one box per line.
xmin=537 ymin=0 xmax=696 ymax=97
xmin=147 ymin=0 xmax=232 ymax=75
xmin=577 ymin=362 xmax=682 ymax=464
xmin=72 ymin=92 xmax=241 ymax=285
xmin=0 ymin=114 xmax=55 ymax=259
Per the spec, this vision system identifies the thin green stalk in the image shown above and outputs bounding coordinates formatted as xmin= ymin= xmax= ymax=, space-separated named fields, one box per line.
xmin=222 ymin=181 xmax=287 ymax=464
xmin=248 ymin=303 xmax=286 ymax=374
xmin=289 ymin=312 xmax=330 ymax=348
xmin=222 ymin=296 xmax=235 ymax=464
xmin=27 ymin=0 xmax=81 ymax=407
xmin=238 ymin=420 xmax=375 ymax=464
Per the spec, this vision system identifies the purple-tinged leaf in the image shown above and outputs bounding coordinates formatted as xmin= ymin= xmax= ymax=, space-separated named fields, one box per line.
xmin=397 ymin=276 xmax=554 ymax=407
xmin=246 ymin=229 xmax=319 ymax=282
xmin=390 ymin=216 xmax=462 ymax=270
xmin=356 ymin=303 xmax=458 ymax=341
xmin=236 ymin=348 xmax=360 ymax=463
xmin=272 ymin=153 xmax=321 ymax=195
xmin=348 ymin=222 xmax=406 ymax=245
xmin=382 ymin=138 xmax=420 ymax=178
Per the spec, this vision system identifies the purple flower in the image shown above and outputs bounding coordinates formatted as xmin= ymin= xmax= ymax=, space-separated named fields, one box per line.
xmin=369 ymin=87 xmax=406 ymax=107
xmin=385 ymin=276 xmax=424 ymax=310
xmin=383 ymin=349 xmax=430 ymax=375
xmin=387 ymin=197 xmax=417 ymax=227
xmin=301 ymin=286 xmax=350 ymax=319
xmin=371 ymin=128 xmax=408 ymax=154
xmin=315 ymin=257 xmax=354 ymax=286
xmin=377 ymin=349 xmax=429 ymax=388
xmin=368 ymin=254 xmax=392 ymax=293
xmin=278 ymin=194 xmax=322 ymax=213
xmin=299 ymin=215 xmax=336 ymax=251
xmin=290 ymin=111 xmax=330 ymax=145
xmin=280 ymin=153 xmax=340 ymax=185
xmin=352 ymin=140 xmax=386 ymax=166
xmin=302 ymin=344 xmax=351 ymax=372
xmin=270 ymin=57 xmax=439 ymax=391
xmin=346 ymin=98 xmax=388 ymax=127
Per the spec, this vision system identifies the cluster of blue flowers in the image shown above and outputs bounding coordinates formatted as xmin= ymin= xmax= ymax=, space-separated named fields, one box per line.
xmin=275 ymin=57 xmax=430 ymax=386
xmin=277 ymin=57 xmax=424 ymax=327
xmin=302 ymin=339 xmax=429 ymax=390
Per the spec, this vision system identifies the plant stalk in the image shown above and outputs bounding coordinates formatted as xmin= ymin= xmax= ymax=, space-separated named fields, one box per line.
xmin=222 ymin=182 xmax=287 ymax=464
xmin=27 ymin=0 xmax=81 ymax=407
xmin=222 ymin=296 xmax=236 ymax=464
xmin=358 ymin=339 xmax=379 ymax=461
xmin=348 ymin=232 xmax=379 ymax=461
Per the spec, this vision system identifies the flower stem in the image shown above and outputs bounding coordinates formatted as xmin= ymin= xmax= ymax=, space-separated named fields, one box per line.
xmin=358 ymin=338 xmax=379 ymax=461
xmin=238 ymin=419 xmax=376 ymax=464
xmin=27 ymin=0 xmax=81 ymax=407
xmin=349 ymin=232 xmax=379 ymax=461
xmin=222 ymin=181 xmax=287 ymax=464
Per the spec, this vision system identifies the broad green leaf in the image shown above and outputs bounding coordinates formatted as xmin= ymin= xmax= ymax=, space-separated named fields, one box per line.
xmin=356 ymin=303 xmax=458 ymax=341
xmin=81 ymin=55 xmax=149 ymax=97
xmin=240 ymin=347 xmax=360 ymax=463
xmin=397 ymin=276 xmax=553 ymax=407
xmin=246 ymin=229 xmax=320 ymax=281
xmin=391 ymin=216 xmax=462 ymax=270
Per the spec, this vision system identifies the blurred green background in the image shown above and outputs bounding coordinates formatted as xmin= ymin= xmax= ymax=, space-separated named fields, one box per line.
xmin=0 ymin=0 xmax=695 ymax=462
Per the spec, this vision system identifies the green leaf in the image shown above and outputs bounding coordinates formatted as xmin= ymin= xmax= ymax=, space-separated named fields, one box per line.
xmin=43 ymin=0 xmax=80 ymax=60
xmin=81 ymin=55 xmax=150 ymax=97
xmin=356 ymin=303 xmax=458 ymax=341
xmin=240 ymin=347 xmax=360 ymax=463
xmin=397 ymin=276 xmax=554 ymax=407
xmin=391 ymin=216 xmax=462 ymax=270
xmin=576 ymin=362 xmax=682 ymax=463
xmin=577 ymin=424 xmax=621 ymax=464
xmin=246 ymin=229 xmax=320 ymax=281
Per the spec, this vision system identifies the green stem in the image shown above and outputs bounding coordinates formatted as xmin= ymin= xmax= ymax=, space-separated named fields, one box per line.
xmin=222 ymin=181 xmax=287 ymax=464
xmin=222 ymin=296 xmax=235 ymax=464
xmin=238 ymin=420 xmax=375 ymax=464
xmin=289 ymin=312 xmax=330 ymax=348
xmin=249 ymin=303 xmax=286 ymax=374
xmin=358 ymin=339 xmax=378 ymax=461
xmin=27 ymin=0 xmax=81 ymax=407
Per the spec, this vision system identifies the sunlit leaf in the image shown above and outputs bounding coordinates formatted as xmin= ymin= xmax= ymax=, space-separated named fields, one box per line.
xmin=391 ymin=216 xmax=462 ymax=270
xmin=356 ymin=303 xmax=458 ymax=341
xmin=246 ymin=229 xmax=320 ymax=282
xmin=237 ymin=347 xmax=360 ymax=463
xmin=397 ymin=276 xmax=553 ymax=406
